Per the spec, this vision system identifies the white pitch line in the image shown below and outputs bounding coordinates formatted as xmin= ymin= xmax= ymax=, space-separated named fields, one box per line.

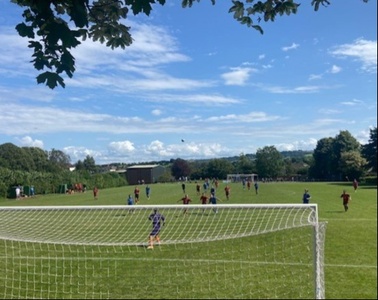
xmin=1 ymin=256 xmax=376 ymax=269
xmin=320 ymin=218 xmax=377 ymax=221
xmin=324 ymin=263 xmax=377 ymax=269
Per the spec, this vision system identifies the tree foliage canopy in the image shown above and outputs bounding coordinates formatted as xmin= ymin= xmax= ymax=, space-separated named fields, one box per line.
xmin=309 ymin=130 xmax=366 ymax=180
xmin=171 ymin=158 xmax=191 ymax=179
xmin=362 ymin=127 xmax=377 ymax=172
xmin=11 ymin=0 xmax=368 ymax=89
xmin=255 ymin=146 xmax=284 ymax=178
xmin=0 ymin=127 xmax=374 ymax=199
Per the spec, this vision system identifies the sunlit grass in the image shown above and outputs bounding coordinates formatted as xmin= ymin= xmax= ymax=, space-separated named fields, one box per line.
xmin=0 ymin=181 xmax=376 ymax=299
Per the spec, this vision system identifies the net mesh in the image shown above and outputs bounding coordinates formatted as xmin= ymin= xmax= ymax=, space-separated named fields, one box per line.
xmin=0 ymin=204 xmax=326 ymax=299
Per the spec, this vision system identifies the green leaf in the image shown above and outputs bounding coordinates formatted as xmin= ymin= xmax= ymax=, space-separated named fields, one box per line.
xmin=68 ymin=1 xmax=88 ymax=28
xmin=57 ymin=51 xmax=76 ymax=78
xmin=229 ymin=1 xmax=245 ymax=20
xmin=15 ymin=22 xmax=35 ymax=38
xmin=239 ymin=16 xmax=252 ymax=26
xmin=28 ymin=41 xmax=43 ymax=52
xmin=126 ymin=0 xmax=154 ymax=16
xmin=311 ymin=0 xmax=331 ymax=12
xmin=36 ymin=72 xmax=65 ymax=89
xmin=252 ymin=25 xmax=264 ymax=35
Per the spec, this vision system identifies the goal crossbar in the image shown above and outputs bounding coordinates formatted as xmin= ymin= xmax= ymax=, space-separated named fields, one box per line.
xmin=0 ymin=204 xmax=319 ymax=246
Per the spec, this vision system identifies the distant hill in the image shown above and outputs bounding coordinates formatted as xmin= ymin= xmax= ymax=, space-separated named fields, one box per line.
xmin=101 ymin=150 xmax=313 ymax=169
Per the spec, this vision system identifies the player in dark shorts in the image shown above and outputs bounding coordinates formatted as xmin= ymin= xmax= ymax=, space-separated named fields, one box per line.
xmin=147 ymin=209 xmax=165 ymax=249
xmin=340 ymin=190 xmax=351 ymax=212
xmin=134 ymin=186 xmax=140 ymax=204
xmin=177 ymin=194 xmax=192 ymax=215
xmin=209 ymin=194 xmax=222 ymax=213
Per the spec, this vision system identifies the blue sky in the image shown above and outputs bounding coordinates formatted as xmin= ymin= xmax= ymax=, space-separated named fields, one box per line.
xmin=0 ymin=0 xmax=376 ymax=165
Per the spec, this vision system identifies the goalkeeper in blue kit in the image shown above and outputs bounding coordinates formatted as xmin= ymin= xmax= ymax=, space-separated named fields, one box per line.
xmin=147 ymin=209 xmax=165 ymax=249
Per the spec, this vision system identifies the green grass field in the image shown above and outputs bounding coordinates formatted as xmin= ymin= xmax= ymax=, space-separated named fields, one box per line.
xmin=0 ymin=181 xmax=376 ymax=299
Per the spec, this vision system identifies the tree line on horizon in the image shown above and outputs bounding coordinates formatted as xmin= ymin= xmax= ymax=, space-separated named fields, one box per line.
xmin=0 ymin=128 xmax=376 ymax=198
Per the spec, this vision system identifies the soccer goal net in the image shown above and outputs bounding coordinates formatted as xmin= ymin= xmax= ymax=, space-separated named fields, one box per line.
xmin=226 ymin=174 xmax=258 ymax=183
xmin=0 ymin=204 xmax=326 ymax=299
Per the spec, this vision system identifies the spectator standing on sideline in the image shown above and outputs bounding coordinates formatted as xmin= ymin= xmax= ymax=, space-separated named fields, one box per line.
xmin=147 ymin=208 xmax=165 ymax=249
xmin=340 ymin=190 xmax=351 ymax=212
xmin=30 ymin=186 xmax=35 ymax=197
xmin=93 ymin=186 xmax=98 ymax=200
xmin=181 ymin=182 xmax=186 ymax=194
xmin=353 ymin=179 xmax=358 ymax=192
xmin=302 ymin=189 xmax=311 ymax=204
xmin=15 ymin=185 xmax=21 ymax=199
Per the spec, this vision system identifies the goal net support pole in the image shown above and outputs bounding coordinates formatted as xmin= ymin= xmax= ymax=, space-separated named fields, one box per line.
xmin=0 ymin=204 xmax=326 ymax=299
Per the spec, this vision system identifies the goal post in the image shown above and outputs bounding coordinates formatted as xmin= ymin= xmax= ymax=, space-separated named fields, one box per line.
xmin=0 ymin=204 xmax=326 ymax=299
xmin=226 ymin=174 xmax=258 ymax=182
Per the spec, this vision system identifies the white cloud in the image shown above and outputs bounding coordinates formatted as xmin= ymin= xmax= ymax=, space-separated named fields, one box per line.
xmin=151 ymin=109 xmax=162 ymax=116
xmin=63 ymin=146 xmax=102 ymax=163
xmin=329 ymin=39 xmax=377 ymax=73
xmin=329 ymin=65 xmax=342 ymax=74
xmin=276 ymin=138 xmax=318 ymax=151
xmin=318 ymin=108 xmax=341 ymax=115
xmin=262 ymin=64 xmax=273 ymax=69
xmin=108 ymin=141 xmax=136 ymax=154
xmin=308 ymin=74 xmax=323 ymax=81
xmin=221 ymin=67 xmax=256 ymax=86
xmin=260 ymin=84 xmax=330 ymax=94
xmin=207 ymin=111 xmax=281 ymax=123
xmin=146 ymin=93 xmax=242 ymax=106
xmin=15 ymin=136 xmax=44 ymax=148
xmin=340 ymin=99 xmax=363 ymax=106
xmin=282 ymin=43 xmax=300 ymax=51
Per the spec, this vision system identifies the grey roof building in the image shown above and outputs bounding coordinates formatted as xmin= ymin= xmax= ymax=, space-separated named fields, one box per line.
xmin=126 ymin=164 xmax=166 ymax=185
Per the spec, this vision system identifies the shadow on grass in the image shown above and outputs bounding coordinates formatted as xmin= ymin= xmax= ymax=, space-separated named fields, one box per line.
xmin=326 ymin=182 xmax=377 ymax=189
xmin=357 ymin=185 xmax=378 ymax=190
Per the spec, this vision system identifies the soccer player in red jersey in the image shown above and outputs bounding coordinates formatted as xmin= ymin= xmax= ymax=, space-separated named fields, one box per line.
xmin=247 ymin=180 xmax=251 ymax=191
xmin=177 ymin=194 xmax=192 ymax=214
xmin=340 ymin=190 xmax=351 ymax=212
xmin=199 ymin=192 xmax=209 ymax=213
xmin=93 ymin=186 xmax=98 ymax=200
xmin=353 ymin=179 xmax=358 ymax=192
xmin=134 ymin=186 xmax=140 ymax=204
xmin=224 ymin=185 xmax=231 ymax=200
xmin=199 ymin=192 xmax=208 ymax=205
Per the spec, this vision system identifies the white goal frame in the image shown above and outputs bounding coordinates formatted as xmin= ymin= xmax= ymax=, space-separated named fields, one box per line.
xmin=0 ymin=204 xmax=326 ymax=299
xmin=226 ymin=174 xmax=258 ymax=182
